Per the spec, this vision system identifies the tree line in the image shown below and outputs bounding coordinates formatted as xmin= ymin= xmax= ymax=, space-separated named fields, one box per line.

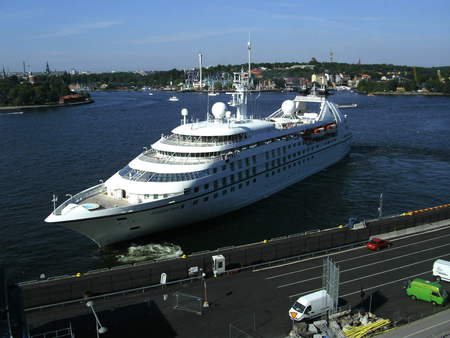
xmin=0 ymin=75 xmax=90 ymax=107
xmin=67 ymin=60 xmax=449 ymax=92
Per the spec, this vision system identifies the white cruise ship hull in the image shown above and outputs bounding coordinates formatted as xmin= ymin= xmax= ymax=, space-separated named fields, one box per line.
xmin=60 ymin=138 xmax=351 ymax=246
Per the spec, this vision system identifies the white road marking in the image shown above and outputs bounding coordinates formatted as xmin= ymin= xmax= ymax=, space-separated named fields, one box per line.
xmin=260 ymin=230 xmax=450 ymax=278
xmin=403 ymin=317 xmax=450 ymax=338
xmin=278 ymin=247 xmax=450 ymax=288
xmin=289 ymin=270 xmax=433 ymax=298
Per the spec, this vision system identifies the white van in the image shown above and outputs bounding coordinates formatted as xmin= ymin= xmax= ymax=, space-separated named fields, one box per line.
xmin=289 ymin=290 xmax=332 ymax=321
xmin=433 ymin=259 xmax=450 ymax=282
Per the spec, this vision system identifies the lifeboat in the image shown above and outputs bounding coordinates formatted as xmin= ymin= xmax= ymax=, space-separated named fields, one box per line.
xmin=312 ymin=127 xmax=325 ymax=134
xmin=325 ymin=122 xmax=336 ymax=130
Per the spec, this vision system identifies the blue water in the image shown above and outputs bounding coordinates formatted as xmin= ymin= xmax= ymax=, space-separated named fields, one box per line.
xmin=1 ymin=91 xmax=449 ymax=282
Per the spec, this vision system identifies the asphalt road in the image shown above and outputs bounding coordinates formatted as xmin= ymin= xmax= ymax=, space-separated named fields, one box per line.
xmin=28 ymin=225 xmax=450 ymax=338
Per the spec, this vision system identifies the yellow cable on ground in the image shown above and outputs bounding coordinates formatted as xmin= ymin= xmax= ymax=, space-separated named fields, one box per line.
xmin=343 ymin=319 xmax=391 ymax=338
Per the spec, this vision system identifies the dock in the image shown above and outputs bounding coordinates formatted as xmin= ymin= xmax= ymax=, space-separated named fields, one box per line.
xmin=3 ymin=205 xmax=450 ymax=337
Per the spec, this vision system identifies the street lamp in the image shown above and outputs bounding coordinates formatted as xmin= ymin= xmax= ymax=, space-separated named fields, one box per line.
xmin=86 ymin=300 xmax=108 ymax=337
xmin=378 ymin=193 xmax=383 ymax=218
xmin=202 ymin=273 xmax=209 ymax=308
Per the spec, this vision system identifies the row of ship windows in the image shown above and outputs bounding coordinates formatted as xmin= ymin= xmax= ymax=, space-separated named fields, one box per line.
xmin=264 ymin=137 xmax=337 ymax=159
xmin=123 ymin=136 xmax=337 ymax=183
xmin=157 ymin=133 xmax=334 ymax=164
xmin=119 ymin=158 xmax=257 ymax=183
xmin=169 ymin=133 xmax=247 ymax=144
xmin=155 ymin=131 xmax=311 ymax=159
xmin=265 ymin=156 xmax=315 ymax=177
xmin=185 ymin=152 xmax=318 ymax=197
xmin=142 ymin=178 xmax=258 ymax=201
xmin=192 ymin=179 xmax=257 ymax=205
xmin=119 ymin=166 xmax=209 ymax=182
xmin=141 ymin=153 xmax=317 ymax=200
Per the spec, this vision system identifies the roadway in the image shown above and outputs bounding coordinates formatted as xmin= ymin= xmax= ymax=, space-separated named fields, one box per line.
xmin=28 ymin=225 xmax=450 ymax=338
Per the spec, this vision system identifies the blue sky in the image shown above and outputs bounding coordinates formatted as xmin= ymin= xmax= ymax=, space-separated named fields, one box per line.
xmin=1 ymin=0 xmax=449 ymax=72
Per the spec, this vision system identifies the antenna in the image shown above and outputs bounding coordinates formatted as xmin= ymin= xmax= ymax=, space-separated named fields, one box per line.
xmin=52 ymin=194 xmax=58 ymax=211
xmin=198 ymin=53 xmax=203 ymax=91
xmin=206 ymin=92 xmax=210 ymax=121
xmin=247 ymin=33 xmax=252 ymax=84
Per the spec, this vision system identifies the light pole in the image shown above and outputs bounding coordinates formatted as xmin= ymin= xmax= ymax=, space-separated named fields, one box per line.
xmin=202 ymin=273 xmax=209 ymax=308
xmin=378 ymin=193 xmax=383 ymax=218
xmin=86 ymin=300 xmax=108 ymax=337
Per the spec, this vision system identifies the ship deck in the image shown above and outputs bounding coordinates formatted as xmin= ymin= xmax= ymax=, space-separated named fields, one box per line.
xmin=83 ymin=192 xmax=130 ymax=209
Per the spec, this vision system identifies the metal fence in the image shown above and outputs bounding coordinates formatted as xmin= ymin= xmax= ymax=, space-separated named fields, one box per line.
xmin=30 ymin=324 xmax=74 ymax=338
xmin=229 ymin=313 xmax=259 ymax=338
xmin=173 ymin=292 xmax=203 ymax=315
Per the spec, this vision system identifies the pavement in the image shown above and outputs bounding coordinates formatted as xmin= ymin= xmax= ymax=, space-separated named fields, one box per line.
xmin=379 ymin=308 xmax=450 ymax=338
xmin=27 ymin=225 xmax=450 ymax=338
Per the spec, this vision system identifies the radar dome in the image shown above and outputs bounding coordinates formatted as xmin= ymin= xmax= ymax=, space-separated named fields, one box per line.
xmin=281 ymin=100 xmax=295 ymax=115
xmin=181 ymin=108 xmax=188 ymax=116
xmin=212 ymin=102 xmax=227 ymax=119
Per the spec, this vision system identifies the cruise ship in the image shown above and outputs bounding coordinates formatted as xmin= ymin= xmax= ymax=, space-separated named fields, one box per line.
xmin=46 ymin=52 xmax=352 ymax=247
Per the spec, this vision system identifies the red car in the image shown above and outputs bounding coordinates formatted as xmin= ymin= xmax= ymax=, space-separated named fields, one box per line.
xmin=366 ymin=238 xmax=391 ymax=251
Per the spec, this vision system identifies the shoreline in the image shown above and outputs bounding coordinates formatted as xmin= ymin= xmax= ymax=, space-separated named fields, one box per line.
xmin=368 ymin=91 xmax=450 ymax=96
xmin=0 ymin=98 xmax=94 ymax=112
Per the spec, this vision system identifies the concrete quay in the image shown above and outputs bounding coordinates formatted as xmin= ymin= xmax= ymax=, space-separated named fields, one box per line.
xmin=2 ymin=204 xmax=450 ymax=337
xmin=26 ymin=221 xmax=450 ymax=337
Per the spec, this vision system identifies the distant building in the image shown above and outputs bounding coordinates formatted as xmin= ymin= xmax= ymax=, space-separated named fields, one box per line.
xmin=298 ymin=77 xmax=308 ymax=86
xmin=289 ymin=64 xmax=315 ymax=70
xmin=283 ymin=77 xmax=294 ymax=85
xmin=256 ymin=79 xmax=276 ymax=90
xmin=251 ymin=68 xmax=264 ymax=79
xmin=311 ymin=73 xmax=327 ymax=85
xmin=59 ymin=94 xmax=84 ymax=104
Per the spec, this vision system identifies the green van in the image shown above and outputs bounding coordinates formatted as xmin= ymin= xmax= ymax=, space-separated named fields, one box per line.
xmin=406 ymin=278 xmax=448 ymax=306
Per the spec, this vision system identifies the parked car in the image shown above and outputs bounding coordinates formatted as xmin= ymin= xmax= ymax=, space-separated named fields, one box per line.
xmin=405 ymin=278 xmax=448 ymax=306
xmin=433 ymin=259 xmax=450 ymax=282
xmin=366 ymin=238 xmax=391 ymax=251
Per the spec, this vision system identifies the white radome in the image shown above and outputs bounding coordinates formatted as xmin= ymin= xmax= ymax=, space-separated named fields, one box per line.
xmin=281 ymin=100 xmax=295 ymax=115
xmin=212 ymin=102 xmax=227 ymax=119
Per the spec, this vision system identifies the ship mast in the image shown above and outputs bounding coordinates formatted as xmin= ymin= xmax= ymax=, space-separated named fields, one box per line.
xmin=229 ymin=38 xmax=252 ymax=121
xmin=247 ymin=34 xmax=251 ymax=85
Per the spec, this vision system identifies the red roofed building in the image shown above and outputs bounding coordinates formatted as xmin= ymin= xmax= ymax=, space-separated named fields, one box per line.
xmin=59 ymin=94 xmax=84 ymax=104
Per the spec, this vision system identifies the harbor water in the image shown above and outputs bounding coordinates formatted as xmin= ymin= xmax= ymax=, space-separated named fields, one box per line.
xmin=1 ymin=91 xmax=449 ymax=282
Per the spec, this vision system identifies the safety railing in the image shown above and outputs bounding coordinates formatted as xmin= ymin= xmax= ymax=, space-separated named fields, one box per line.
xmin=53 ymin=184 xmax=106 ymax=215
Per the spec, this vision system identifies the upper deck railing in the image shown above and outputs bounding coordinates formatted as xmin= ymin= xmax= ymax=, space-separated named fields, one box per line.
xmin=139 ymin=150 xmax=223 ymax=165
xmin=53 ymin=184 xmax=106 ymax=216
xmin=159 ymin=134 xmax=236 ymax=147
